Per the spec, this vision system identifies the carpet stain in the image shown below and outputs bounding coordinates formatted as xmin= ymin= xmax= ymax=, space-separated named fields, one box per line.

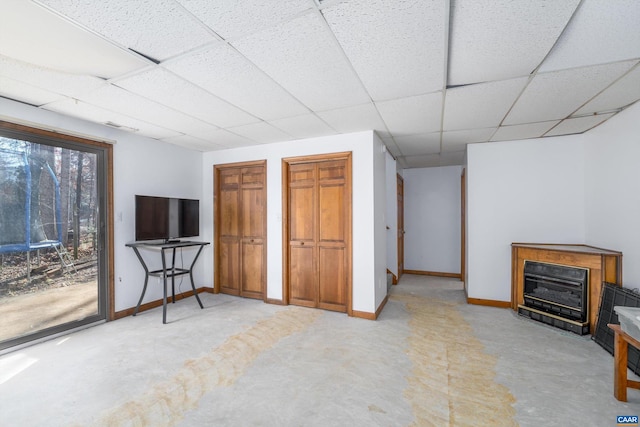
xmin=368 ymin=404 xmax=386 ymax=414
xmin=93 ymin=306 xmax=321 ymax=427
xmin=392 ymin=293 xmax=517 ymax=427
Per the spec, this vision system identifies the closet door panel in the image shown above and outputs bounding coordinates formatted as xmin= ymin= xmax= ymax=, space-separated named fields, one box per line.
xmin=318 ymin=246 xmax=346 ymax=311
xmin=319 ymin=184 xmax=344 ymax=242
xmin=289 ymin=245 xmax=316 ymax=307
xmin=241 ymin=241 xmax=264 ymax=298
xmin=242 ymin=187 xmax=264 ymax=238
xmin=219 ymin=239 xmax=240 ymax=295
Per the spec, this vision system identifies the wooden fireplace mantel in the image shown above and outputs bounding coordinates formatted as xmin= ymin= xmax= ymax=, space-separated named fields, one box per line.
xmin=511 ymin=243 xmax=623 ymax=335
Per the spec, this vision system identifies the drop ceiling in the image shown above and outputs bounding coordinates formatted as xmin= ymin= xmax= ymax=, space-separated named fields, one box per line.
xmin=0 ymin=0 xmax=639 ymax=168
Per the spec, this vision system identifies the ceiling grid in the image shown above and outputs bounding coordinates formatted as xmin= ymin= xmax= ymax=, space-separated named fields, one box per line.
xmin=0 ymin=0 xmax=637 ymax=168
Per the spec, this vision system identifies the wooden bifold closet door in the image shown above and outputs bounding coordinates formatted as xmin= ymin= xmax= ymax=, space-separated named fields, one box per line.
xmin=215 ymin=161 xmax=266 ymax=300
xmin=284 ymin=153 xmax=352 ymax=313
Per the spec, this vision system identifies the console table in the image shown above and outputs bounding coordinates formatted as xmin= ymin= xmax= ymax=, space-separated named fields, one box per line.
xmin=126 ymin=241 xmax=209 ymax=323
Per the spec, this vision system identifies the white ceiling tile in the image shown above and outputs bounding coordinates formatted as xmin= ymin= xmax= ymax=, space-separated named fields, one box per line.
xmin=114 ymin=68 xmax=259 ymax=128
xmin=207 ymin=129 xmax=256 ymax=149
xmin=0 ymin=55 xmax=107 ymax=98
xmin=317 ymin=103 xmax=387 ymax=134
xmin=376 ymin=93 xmax=443 ymax=136
xmin=443 ymin=77 xmax=528 ymax=131
xmin=269 ymin=114 xmax=336 ymax=140
xmin=545 ymin=114 xmax=614 ymax=137
xmin=439 ymin=151 xmax=466 ymax=166
xmin=77 ymin=85 xmax=228 ymax=138
xmin=160 ymin=135 xmax=227 ymax=152
xmin=42 ymin=99 xmax=179 ymax=139
xmin=441 ymin=128 xmax=496 ymax=152
xmin=37 ymin=0 xmax=215 ymax=61
xmin=449 ymin=0 xmax=580 ymax=85
xmin=575 ymin=64 xmax=640 ymax=115
xmin=539 ymin=0 xmax=640 ymax=72
xmin=323 ymin=0 xmax=446 ymax=101
xmin=491 ymin=121 xmax=560 ymax=142
xmin=176 ymin=0 xmax=312 ymax=40
xmin=227 ymin=122 xmax=293 ymax=144
xmin=394 ymin=133 xmax=440 ymax=156
xmin=504 ymin=61 xmax=637 ymax=125
xmin=1 ymin=0 xmax=147 ymax=79
xmin=165 ymin=44 xmax=308 ymax=121
xmin=232 ymin=13 xmax=370 ymax=111
xmin=0 ymin=76 xmax=64 ymax=106
xmin=402 ymin=153 xmax=441 ymax=169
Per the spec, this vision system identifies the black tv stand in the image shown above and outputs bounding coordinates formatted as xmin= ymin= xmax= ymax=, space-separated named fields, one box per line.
xmin=165 ymin=239 xmax=181 ymax=244
xmin=126 ymin=241 xmax=210 ymax=323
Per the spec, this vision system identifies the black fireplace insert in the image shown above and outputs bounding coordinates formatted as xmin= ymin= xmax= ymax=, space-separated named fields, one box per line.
xmin=518 ymin=261 xmax=589 ymax=334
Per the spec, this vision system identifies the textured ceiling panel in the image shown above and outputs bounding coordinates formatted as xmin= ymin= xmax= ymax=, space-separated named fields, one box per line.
xmin=0 ymin=76 xmax=64 ymax=106
xmin=491 ymin=121 xmax=559 ymax=142
xmin=177 ymin=0 xmax=312 ymax=40
xmin=2 ymin=0 xmax=147 ymax=79
xmin=207 ymin=129 xmax=256 ymax=148
xmin=394 ymin=133 xmax=440 ymax=156
xmin=376 ymin=93 xmax=442 ymax=136
xmin=232 ymin=13 xmax=370 ymax=111
xmin=575 ymin=65 xmax=640 ymax=115
xmin=539 ymin=0 xmax=640 ymax=72
xmin=160 ymin=135 xmax=227 ymax=152
xmin=545 ymin=113 xmax=614 ymax=137
xmin=448 ymin=0 xmax=580 ymax=85
xmin=441 ymin=128 xmax=495 ymax=152
xmin=440 ymin=151 xmax=466 ymax=166
xmin=402 ymin=153 xmax=441 ymax=168
xmin=43 ymin=99 xmax=179 ymax=139
xmin=114 ymin=68 xmax=259 ymax=128
xmin=0 ymin=55 xmax=107 ymax=99
xmin=323 ymin=0 xmax=446 ymax=101
xmin=77 ymin=85 xmax=221 ymax=138
xmin=503 ymin=61 xmax=636 ymax=125
xmin=165 ymin=44 xmax=309 ymax=121
xmin=227 ymin=122 xmax=293 ymax=144
xmin=37 ymin=0 xmax=215 ymax=61
xmin=316 ymin=103 xmax=387 ymax=134
xmin=270 ymin=114 xmax=336 ymax=140
xmin=443 ymin=77 xmax=528 ymax=131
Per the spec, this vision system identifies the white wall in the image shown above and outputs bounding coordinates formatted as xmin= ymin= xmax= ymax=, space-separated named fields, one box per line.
xmin=373 ymin=133 xmax=388 ymax=309
xmin=0 ymin=98 xmax=203 ymax=312
xmin=202 ymin=131 xmax=383 ymax=314
xmin=466 ymin=137 xmax=586 ymax=301
xmin=384 ymin=150 xmax=398 ymax=278
xmin=403 ymin=166 xmax=462 ymax=274
xmin=585 ymin=102 xmax=640 ymax=287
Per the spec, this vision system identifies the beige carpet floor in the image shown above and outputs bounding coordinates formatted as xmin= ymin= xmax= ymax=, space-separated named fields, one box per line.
xmin=0 ymin=275 xmax=634 ymax=426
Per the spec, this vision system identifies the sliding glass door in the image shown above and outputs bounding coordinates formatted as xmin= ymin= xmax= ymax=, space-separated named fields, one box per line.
xmin=0 ymin=124 xmax=110 ymax=351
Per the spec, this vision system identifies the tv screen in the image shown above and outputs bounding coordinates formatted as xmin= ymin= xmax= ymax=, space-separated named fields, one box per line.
xmin=135 ymin=195 xmax=199 ymax=242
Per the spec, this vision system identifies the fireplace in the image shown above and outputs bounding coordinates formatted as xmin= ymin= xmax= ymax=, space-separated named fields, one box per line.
xmin=511 ymin=243 xmax=622 ymax=336
xmin=518 ymin=261 xmax=589 ymax=335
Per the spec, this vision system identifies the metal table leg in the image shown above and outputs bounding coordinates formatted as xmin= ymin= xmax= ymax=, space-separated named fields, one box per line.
xmin=131 ymin=247 xmax=149 ymax=316
xmin=189 ymin=244 xmax=205 ymax=309
xmin=161 ymin=248 xmax=168 ymax=324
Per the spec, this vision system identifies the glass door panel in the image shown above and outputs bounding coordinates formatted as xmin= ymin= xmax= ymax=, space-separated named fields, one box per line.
xmin=0 ymin=133 xmax=106 ymax=349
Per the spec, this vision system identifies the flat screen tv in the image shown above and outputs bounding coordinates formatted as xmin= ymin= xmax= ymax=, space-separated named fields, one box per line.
xmin=135 ymin=195 xmax=199 ymax=242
